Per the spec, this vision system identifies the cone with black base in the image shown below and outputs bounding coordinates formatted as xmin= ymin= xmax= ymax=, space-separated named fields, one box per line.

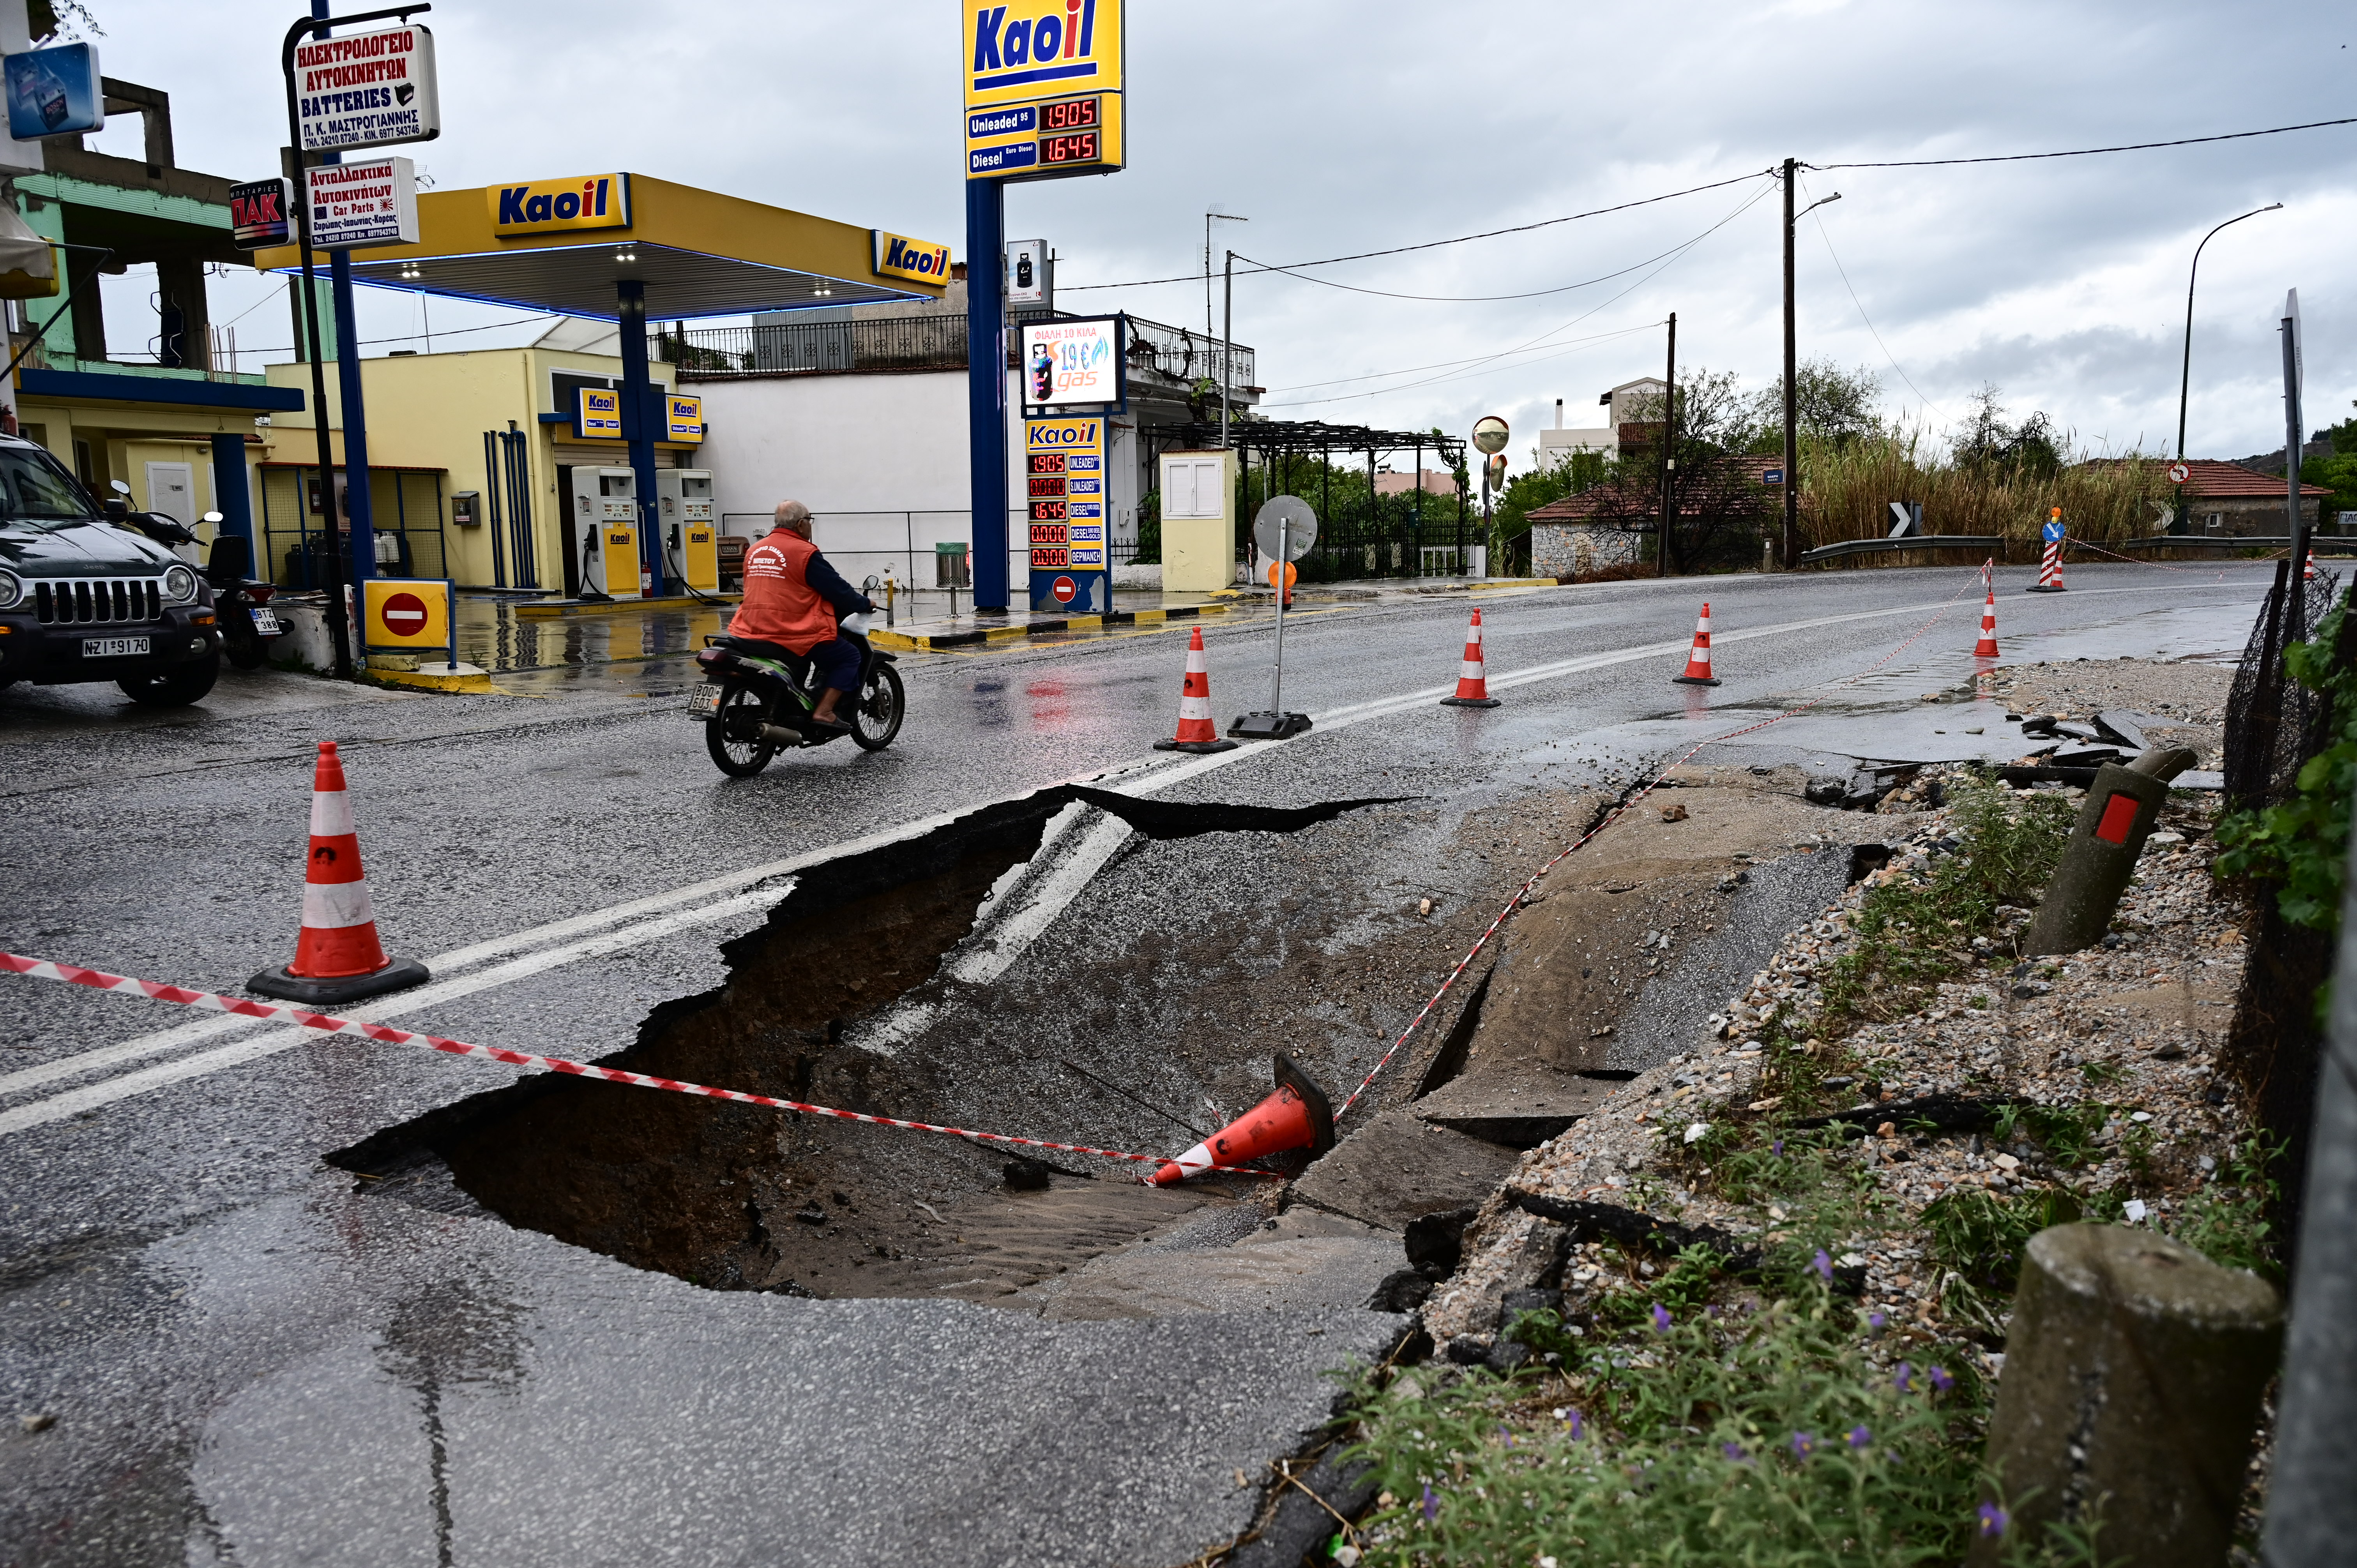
xmin=1672 ymin=601 xmax=1721 ymax=686
xmin=1439 ymin=608 xmax=1501 ymax=708
xmin=248 ymin=741 xmax=429 ymax=1005
xmin=1152 ymin=626 xmax=1238 ymax=754
xmin=1150 ymin=1053 xmax=1335 ymax=1185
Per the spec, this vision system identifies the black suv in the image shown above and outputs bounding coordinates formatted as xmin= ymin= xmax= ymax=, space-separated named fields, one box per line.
xmin=0 ymin=434 xmax=222 ymax=706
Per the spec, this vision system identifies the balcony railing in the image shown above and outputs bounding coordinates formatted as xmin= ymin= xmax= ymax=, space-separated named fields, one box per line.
xmin=652 ymin=309 xmax=1253 ymax=390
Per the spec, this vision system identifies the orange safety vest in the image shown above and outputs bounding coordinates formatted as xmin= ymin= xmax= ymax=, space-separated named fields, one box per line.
xmin=730 ymin=529 xmax=838 ymax=654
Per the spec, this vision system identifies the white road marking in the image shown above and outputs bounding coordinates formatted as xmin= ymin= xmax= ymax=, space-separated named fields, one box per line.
xmin=0 ymin=887 xmax=787 ymax=1136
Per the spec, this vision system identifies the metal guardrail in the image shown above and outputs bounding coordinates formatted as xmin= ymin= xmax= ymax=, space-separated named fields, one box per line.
xmin=1797 ymin=533 xmax=2002 ymax=565
xmin=2117 ymin=535 xmax=2357 ymax=553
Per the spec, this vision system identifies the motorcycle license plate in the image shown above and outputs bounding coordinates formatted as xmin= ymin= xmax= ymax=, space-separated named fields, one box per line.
xmin=687 ymin=685 xmax=722 ymax=717
xmin=82 ymin=636 xmax=150 ymax=658
xmin=249 ymin=609 xmax=282 ymax=636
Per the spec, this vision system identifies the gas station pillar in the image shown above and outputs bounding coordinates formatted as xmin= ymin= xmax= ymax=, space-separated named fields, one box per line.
xmin=966 ymin=178 xmax=1007 ymax=612
xmin=616 ymin=279 xmax=665 ymax=597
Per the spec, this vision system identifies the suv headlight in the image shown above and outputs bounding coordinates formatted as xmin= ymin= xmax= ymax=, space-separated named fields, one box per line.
xmin=0 ymin=569 xmax=19 ymax=610
xmin=161 ymin=565 xmax=199 ymax=605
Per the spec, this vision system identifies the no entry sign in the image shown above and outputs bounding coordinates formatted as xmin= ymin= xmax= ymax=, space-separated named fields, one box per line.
xmin=1051 ymin=575 xmax=1077 ymax=604
xmin=362 ymin=578 xmax=451 ymax=653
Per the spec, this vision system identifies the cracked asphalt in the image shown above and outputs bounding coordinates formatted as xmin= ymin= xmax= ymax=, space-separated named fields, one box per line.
xmin=0 ymin=562 xmax=2269 ymax=1566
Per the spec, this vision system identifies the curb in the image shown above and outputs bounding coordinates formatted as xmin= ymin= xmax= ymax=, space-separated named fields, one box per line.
xmin=365 ymin=666 xmax=495 ymax=694
xmin=870 ymin=602 xmax=1232 ymax=652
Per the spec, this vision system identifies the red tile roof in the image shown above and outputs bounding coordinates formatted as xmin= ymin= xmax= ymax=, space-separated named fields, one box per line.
xmin=2111 ymin=458 xmax=2329 ymax=500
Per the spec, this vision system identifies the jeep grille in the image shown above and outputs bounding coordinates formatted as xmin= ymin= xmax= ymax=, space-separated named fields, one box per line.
xmin=32 ymin=578 xmax=164 ymax=625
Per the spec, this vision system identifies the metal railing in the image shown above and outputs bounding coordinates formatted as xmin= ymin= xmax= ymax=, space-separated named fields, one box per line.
xmin=653 ymin=309 xmax=1253 ymax=389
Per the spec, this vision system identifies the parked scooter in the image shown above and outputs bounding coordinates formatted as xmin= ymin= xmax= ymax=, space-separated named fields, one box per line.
xmin=687 ymin=609 xmax=904 ymax=777
xmin=104 ymin=488 xmax=283 ymax=670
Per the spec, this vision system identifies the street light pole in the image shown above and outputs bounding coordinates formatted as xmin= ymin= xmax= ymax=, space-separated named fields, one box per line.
xmin=2176 ymin=203 xmax=2283 ymax=461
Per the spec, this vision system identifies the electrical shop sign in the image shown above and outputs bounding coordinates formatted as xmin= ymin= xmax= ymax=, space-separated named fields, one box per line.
xmin=305 ymin=156 xmax=418 ymax=250
xmin=489 ymin=174 xmax=631 ymax=237
xmin=294 ymin=23 xmax=440 ymax=152
xmin=872 ymin=229 xmax=952 ymax=284
xmin=1020 ymin=315 xmax=1124 ymax=411
xmin=964 ymin=0 xmax=1125 ymax=180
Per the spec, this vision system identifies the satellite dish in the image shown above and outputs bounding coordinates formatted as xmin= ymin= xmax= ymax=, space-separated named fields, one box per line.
xmin=1471 ymin=415 xmax=1510 ymax=455
xmin=1253 ymin=495 xmax=1318 ymax=562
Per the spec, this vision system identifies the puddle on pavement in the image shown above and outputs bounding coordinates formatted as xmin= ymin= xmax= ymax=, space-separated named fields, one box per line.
xmin=330 ymin=785 xmax=1400 ymax=1305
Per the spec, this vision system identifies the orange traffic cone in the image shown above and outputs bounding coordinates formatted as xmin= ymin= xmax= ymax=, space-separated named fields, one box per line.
xmin=2305 ymin=550 xmax=2317 ymax=583
xmin=1439 ymin=608 xmax=1501 ymax=708
xmin=1151 ymin=1055 xmax=1335 ymax=1185
xmin=1974 ymin=584 xmax=1999 ymax=658
xmin=1673 ymin=602 xmax=1721 ymax=686
xmin=248 ymin=742 xmax=429 ymax=1005
xmin=1153 ymin=626 xmax=1238 ymax=754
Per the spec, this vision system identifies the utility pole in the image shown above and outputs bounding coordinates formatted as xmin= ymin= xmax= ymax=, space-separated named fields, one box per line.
xmin=1221 ymin=249 xmax=1234 ymax=451
xmin=1781 ymin=157 xmax=1798 ymax=570
xmin=1660 ymin=311 xmax=1676 ymax=576
xmin=1205 ymin=211 xmax=1246 ymax=389
xmin=2284 ymin=290 xmax=2309 ymax=638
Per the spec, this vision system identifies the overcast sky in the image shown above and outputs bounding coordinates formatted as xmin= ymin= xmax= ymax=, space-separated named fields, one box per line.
xmin=75 ymin=0 xmax=2357 ymax=467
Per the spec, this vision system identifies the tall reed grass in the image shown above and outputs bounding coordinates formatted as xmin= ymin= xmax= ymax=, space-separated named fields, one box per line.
xmin=1800 ymin=428 xmax=2173 ymax=562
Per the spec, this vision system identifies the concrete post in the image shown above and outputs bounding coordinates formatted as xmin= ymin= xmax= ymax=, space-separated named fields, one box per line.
xmin=2023 ymin=750 xmax=2195 ymax=956
xmin=1973 ymin=1225 xmax=2279 ymax=1568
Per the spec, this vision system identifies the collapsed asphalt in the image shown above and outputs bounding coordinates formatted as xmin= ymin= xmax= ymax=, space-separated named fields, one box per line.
xmin=0 ymin=563 xmax=2270 ymax=1565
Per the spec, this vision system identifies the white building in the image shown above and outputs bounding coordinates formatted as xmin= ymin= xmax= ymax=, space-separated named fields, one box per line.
xmin=1535 ymin=377 xmax=1666 ymax=470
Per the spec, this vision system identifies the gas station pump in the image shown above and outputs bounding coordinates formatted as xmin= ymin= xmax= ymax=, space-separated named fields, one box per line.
xmin=560 ymin=465 xmax=642 ymax=601
xmin=657 ymin=469 xmax=718 ymax=593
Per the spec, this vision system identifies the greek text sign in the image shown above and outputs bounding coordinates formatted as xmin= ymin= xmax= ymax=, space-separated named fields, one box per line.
xmin=1020 ymin=316 xmax=1123 ymax=410
xmin=295 ymin=24 xmax=440 ymax=152
xmin=306 ymin=157 xmax=418 ymax=250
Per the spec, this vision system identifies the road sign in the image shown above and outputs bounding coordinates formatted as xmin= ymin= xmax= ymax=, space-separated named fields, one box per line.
xmin=380 ymin=592 xmax=428 ymax=635
xmin=294 ymin=23 xmax=440 ymax=152
xmin=2167 ymin=461 xmax=2191 ymax=484
xmin=1254 ymin=495 xmax=1318 ymax=563
xmin=1051 ymin=575 xmax=1077 ymax=604
xmin=2043 ymin=519 xmax=2065 ymax=544
xmin=1471 ymin=415 xmax=1509 ymax=455
xmin=1762 ymin=466 xmax=1784 ymax=486
xmin=362 ymin=577 xmax=451 ymax=652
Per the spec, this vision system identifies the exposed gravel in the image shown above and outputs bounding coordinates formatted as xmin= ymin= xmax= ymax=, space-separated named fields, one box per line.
xmin=1981 ymin=656 xmax=2234 ymax=770
xmin=1424 ymin=763 xmax=2251 ymax=1370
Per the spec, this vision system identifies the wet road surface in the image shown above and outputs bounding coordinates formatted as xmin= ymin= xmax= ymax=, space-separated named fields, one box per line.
xmin=0 ymin=562 xmax=2270 ymax=1565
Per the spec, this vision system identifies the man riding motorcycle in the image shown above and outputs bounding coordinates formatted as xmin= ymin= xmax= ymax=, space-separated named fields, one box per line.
xmin=726 ymin=500 xmax=876 ymax=735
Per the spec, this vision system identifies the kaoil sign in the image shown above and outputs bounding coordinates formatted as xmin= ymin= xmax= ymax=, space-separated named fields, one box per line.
xmin=489 ymin=174 xmax=630 ymax=237
xmin=576 ymin=388 xmax=622 ymax=438
xmin=666 ymin=394 xmax=704 ymax=444
xmin=871 ymin=230 xmax=952 ymax=284
xmin=964 ymin=1 xmax=1125 ymax=180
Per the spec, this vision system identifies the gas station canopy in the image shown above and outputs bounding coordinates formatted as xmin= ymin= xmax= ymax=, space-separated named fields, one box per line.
xmin=250 ymin=172 xmax=949 ymax=320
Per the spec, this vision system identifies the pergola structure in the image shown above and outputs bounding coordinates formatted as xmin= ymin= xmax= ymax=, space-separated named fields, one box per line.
xmin=1151 ymin=420 xmax=1472 ymax=578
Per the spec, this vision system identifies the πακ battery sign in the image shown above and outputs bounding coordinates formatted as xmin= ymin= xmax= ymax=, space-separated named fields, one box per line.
xmin=230 ymin=178 xmax=292 ymax=249
xmin=964 ymin=1 xmax=1125 ymax=181
xmin=295 ymin=23 xmax=440 ymax=152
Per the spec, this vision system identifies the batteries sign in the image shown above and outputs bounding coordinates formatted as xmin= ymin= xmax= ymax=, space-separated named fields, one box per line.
xmin=294 ymin=23 xmax=440 ymax=152
xmin=964 ymin=0 xmax=1125 ymax=180
xmin=1021 ymin=316 xmax=1124 ymax=411
xmin=305 ymin=157 xmax=419 ymax=250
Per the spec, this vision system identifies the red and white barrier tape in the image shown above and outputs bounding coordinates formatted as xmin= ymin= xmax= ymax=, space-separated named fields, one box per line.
xmin=1333 ymin=563 xmax=1988 ymax=1118
xmin=2062 ymin=534 xmax=2232 ymax=581
xmin=0 ymin=952 xmax=1278 ymax=1180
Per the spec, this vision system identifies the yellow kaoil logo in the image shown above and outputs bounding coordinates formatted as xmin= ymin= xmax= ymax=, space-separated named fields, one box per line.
xmin=490 ymin=173 xmax=631 ymax=236
xmin=872 ymin=230 xmax=952 ymax=284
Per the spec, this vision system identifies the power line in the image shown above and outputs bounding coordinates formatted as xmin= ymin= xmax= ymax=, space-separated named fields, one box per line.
xmin=1811 ymin=114 xmax=2357 ymax=170
xmin=1058 ymin=170 xmax=1775 ymax=293
xmin=226 ymin=311 xmax=562 ymax=356
xmin=1799 ymin=174 xmax=1949 ymax=428
xmin=1232 ymin=216 xmax=1769 ymax=304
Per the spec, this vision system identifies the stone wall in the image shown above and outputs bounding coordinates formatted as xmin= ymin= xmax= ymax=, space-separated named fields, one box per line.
xmin=1531 ymin=523 xmax=1643 ymax=578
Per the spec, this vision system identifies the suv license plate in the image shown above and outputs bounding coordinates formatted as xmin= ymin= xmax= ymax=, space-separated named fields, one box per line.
xmin=82 ymin=636 xmax=150 ymax=658
xmin=687 ymin=685 xmax=721 ymax=717
xmin=249 ymin=609 xmax=282 ymax=635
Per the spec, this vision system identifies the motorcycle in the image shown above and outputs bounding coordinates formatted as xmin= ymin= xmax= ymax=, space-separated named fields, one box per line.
xmin=104 ymin=486 xmax=282 ymax=671
xmin=688 ymin=609 xmax=904 ymax=777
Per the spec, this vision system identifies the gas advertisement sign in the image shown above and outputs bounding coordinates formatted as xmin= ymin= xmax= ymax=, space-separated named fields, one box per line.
xmin=964 ymin=0 xmax=1125 ymax=180
xmin=1020 ymin=315 xmax=1124 ymax=412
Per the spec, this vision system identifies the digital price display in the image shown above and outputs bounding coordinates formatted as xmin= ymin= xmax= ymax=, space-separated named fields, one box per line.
xmin=1029 ymin=500 xmax=1068 ymax=522
xmin=1040 ymin=131 xmax=1101 ymax=166
xmin=1028 ymin=475 xmax=1066 ymax=498
xmin=1040 ymin=96 xmax=1100 ymax=132
xmin=1028 ymin=452 xmax=1066 ymax=474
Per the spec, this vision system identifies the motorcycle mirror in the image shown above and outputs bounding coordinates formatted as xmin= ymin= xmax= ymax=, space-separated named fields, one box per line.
xmin=201 ymin=511 xmax=223 ymax=524
xmin=110 ymin=480 xmax=131 ymax=496
xmin=862 ymin=574 xmax=882 ymax=593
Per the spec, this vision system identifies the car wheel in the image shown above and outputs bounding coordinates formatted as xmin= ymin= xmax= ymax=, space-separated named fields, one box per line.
xmin=117 ymin=649 xmax=221 ymax=708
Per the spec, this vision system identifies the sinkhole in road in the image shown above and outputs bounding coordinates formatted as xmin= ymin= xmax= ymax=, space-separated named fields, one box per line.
xmin=330 ymin=784 xmax=1408 ymax=1305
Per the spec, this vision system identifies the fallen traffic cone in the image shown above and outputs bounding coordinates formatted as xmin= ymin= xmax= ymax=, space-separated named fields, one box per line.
xmin=248 ymin=742 xmax=429 ymax=1005
xmin=1974 ymin=583 xmax=2000 ymax=658
xmin=1151 ymin=1054 xmax=1335 ymax=1185
xmin=1439 ymin=608 xmax=1501 ymax=708
xmin=1673 ymin=602 xmax=1721 ymax=686
xmin=1153 ymin=626 xmax=1238 ymax=754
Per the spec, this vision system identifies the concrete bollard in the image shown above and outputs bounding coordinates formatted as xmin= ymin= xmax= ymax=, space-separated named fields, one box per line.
xmin=1973 ymin=1224 xmax=2281 ymax=1568
xmin=2023 ymin=749 xmax=2196 ymax=955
